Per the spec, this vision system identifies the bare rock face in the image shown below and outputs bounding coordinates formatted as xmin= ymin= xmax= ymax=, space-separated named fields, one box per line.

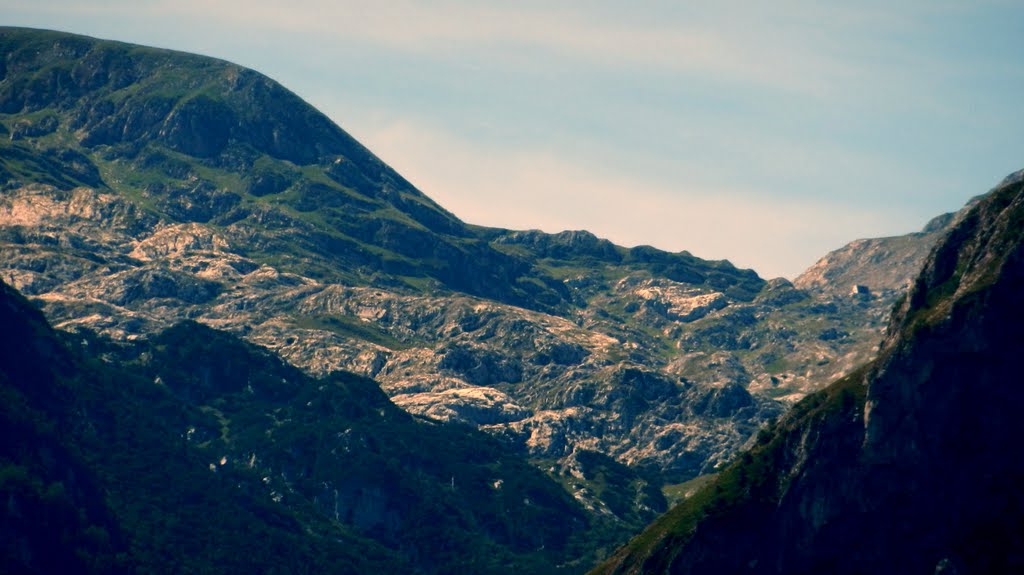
xmin=794 ymin=212 xmax=960 ymax=297
xmin=390 ymin=383 xmax=529 ymax=426
xmin=630 ymin=279 xmax=729 ymax=322
xmin=0 ymin=183 xmax=779 ymax=482
xmin=0 ymin=180 xmax=958 ymax=484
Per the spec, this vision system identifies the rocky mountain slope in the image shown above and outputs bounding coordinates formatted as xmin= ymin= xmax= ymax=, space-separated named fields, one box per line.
xmin=0 ymin=277 xmax=624 ymax=574
xmin=593 ymin=173 xmax=1024 ymax=574
xmin=0 ymin=27 xmax=947 ymax=493
xmin=794 ymin=211 xmax=958 ymax=297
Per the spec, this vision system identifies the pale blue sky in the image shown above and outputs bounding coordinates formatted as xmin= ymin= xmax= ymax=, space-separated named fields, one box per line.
xmin=3 ymin=1 xmax=1022 ymax=278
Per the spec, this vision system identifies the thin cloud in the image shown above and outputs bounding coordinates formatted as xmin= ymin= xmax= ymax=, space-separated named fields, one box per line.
xmin=33 ymin=0 xmax=872 ymax=97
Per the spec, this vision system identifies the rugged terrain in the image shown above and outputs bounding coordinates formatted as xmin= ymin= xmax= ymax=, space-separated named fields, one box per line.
xmin=0 ymin=278 xmax=621 ymax=574
xmin=0 ymin=27 xmax=950 ymax=492
xmin=593 ymin=173 xmax=1024 ymax=574
xmin=794 ymin=210 xmax=960 ymax=297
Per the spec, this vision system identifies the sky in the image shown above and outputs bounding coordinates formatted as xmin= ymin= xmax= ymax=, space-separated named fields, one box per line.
xmin=3 ymin=1 xmax=1023 ymax=279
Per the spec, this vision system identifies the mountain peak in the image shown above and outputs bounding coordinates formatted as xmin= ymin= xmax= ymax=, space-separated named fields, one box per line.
xmin=1 ymin=26 xmax=359 ymax=165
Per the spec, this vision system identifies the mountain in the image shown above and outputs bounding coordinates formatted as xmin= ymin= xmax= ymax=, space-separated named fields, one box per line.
xmin=0 ymin=26 xmax=774 ymax=485
xmin=0 ymin=25 xmax=951 ymax=510
xmin=592 ymin=174 xmax=1024 ymax=574
xmin=0 ymin=275 xmax=627 ymax=574
xmin=794 ymin=211 xmax=958 ymax=297
xmin=0 ymin=26 xmax=761 ymax=311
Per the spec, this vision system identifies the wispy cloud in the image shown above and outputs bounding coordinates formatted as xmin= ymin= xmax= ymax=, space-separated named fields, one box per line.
xmin=51 ymin=0 xmax=1010 ymax=124
xmin=30 ymin=0 xmax=876 ymax=97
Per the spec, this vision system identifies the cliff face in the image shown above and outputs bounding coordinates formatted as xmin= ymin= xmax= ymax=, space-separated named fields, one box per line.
xmin=595 ymin=175 xmax=1024 ymax=575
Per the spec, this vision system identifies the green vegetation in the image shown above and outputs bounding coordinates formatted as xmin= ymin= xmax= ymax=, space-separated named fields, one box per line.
xmin=903 ymin=180 xmax=1024 ymax=335
xmin=0 ymin=27 xmax=825 ymax=572
xmin=592 ymin=180 xmax=1024 ymax=575
xmin=0 ymin=25 xmax=766 ymax=321
xmin=662 ymin=473 xmax=718 ymax=507
xmin=593 ymin=366 xmax=869 ymax=574
xmin=292 ymin=314 xmax=414 ymax=350
xmin=529 ymin=451 xmax=670 ymax=569
xmin=0 ymin=281 xmax=640 ymax=573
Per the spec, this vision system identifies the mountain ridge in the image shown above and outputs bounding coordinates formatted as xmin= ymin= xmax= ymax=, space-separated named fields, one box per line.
xmin=794 ymin=211 xmax=958 ymax=297
xmin=0 ymin=26 xmax=764 ymax=313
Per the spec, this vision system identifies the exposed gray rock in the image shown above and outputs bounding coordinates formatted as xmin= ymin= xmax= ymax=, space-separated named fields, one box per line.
xmin=393 ymin=385 xmax=529 ymax=426
xmin=0 ymin=180 xmax=961 ymax=484
xmin=0 ymin=30 xmax=971 ymax=490
xmin=794 ymin=213 xmax=959 ymax=297
xmin=594 ymin=172 xmax=1024 ymax=575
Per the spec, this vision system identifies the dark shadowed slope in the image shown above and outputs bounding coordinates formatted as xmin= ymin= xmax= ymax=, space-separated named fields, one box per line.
xmin=594 ymin=173 xmax=1024 ymax=575
xmin=0 ymin=276 xmax=616 ymax=574
xmin=0 ymin=26 xmax=776 ymax=488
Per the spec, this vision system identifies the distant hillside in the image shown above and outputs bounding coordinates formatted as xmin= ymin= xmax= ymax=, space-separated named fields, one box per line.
xmin=593 ymin=175 xmax=1024 ymax=574
xmin=794 ymin=211 xmax=958 ymax=297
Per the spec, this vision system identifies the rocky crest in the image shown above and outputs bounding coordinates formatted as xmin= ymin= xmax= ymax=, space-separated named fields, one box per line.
xmin=794 ymin=211 xmax=958 ymax=297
